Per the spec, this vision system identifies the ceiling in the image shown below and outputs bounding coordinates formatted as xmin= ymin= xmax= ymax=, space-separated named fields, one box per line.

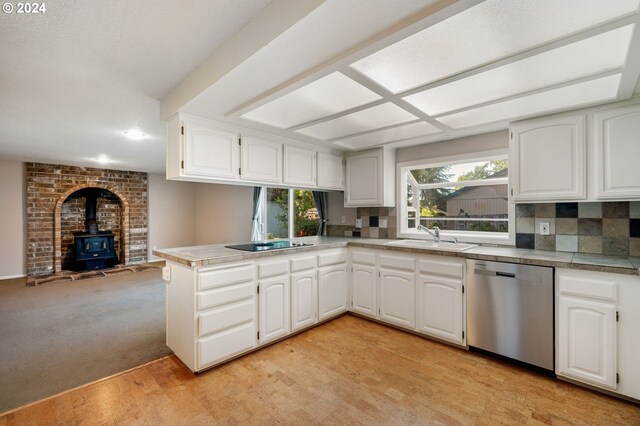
xmin=2 ymin=0 xmax=640 ymax=173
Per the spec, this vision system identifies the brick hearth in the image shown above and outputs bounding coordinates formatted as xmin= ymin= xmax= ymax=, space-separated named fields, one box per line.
xmin=26 ymin=163 xmax=148 ymax=277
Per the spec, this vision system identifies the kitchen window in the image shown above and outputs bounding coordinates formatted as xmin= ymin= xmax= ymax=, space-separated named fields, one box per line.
xmin=398 ymin=150 xmax=513 ymax=244
xmin=259 ymin=188 xmax=320 ymax=240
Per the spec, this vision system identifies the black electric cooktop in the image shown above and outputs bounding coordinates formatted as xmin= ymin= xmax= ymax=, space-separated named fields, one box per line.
xmin=225 ymin=240 xmax=312 ymax=252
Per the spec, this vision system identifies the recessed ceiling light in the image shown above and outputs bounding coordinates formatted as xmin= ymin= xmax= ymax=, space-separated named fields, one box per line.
xmin=96 ymin=155 xmax=111 ymax=164
xmin=124 ymin=128 xmax=145 ymax=140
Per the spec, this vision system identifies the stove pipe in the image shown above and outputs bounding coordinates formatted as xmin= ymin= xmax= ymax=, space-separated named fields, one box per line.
xmin=85 ymin=191 xmax=99 ymax=235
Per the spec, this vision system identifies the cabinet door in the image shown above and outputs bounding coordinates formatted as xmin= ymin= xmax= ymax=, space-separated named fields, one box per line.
xmin=240 ymin=135 xmax=282 ymax=183
xmin=510 ymin=115 xmax=586 ymax=201
xmin=284 ymin=146 xmax=316 ymax=187
xmin=291 ymin=271 xmax=317 ymax=332
xmin=351 ymin=264 xmax=377 ymax=318
xmin=183 ymin=123 xmax=239 ymax=179
xmin=416 ymin=275 xmax=464 ymax=345
xmin=318 ymin=265 xmax=348 ymax=320
xmin=379 ymin=268 xmax=415 ymax=329
xmin=259 ymin=276 xmax=290 ymax=345
xmin=594 ymin=104 xmax=640 ymax=199
xmin=558 ymin=296 xmax=617 ymax=389
xmin=317 ymin=153 xmax=344 ymax=190
xmin=345 ymin=150 xmax=382 ymax=206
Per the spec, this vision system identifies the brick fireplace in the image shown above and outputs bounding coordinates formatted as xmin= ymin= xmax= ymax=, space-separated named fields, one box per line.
xmin=26 ymin=163 xmax=148 ymax=278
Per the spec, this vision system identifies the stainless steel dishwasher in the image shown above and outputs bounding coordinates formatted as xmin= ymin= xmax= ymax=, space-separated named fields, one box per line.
xmin=467 ymin=260 xmax=554 ymax=371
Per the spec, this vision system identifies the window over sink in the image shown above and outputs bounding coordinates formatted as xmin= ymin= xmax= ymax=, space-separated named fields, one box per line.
xmin=398 ymin=150 xmax=513 ymax=244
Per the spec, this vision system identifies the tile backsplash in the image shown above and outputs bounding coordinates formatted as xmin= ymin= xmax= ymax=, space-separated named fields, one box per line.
xmin=327 ymin=207 xmax=397 ymax=239
xmin=516 ymin=201 xmax=640 ymax=256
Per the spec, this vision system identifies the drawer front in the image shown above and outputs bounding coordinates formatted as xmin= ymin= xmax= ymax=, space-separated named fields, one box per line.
xmin=197 ymin=281 xmax=254 ymax=310
xmin=291 ymin=256 xmax=316 ymax=272
xmin=258 ymin=260 xmax=289 ymax=278
xmin=198 ymin=265 xmax=253 ymax=291
xmin=318 ymin=250 xmax=348 ymax=267
xmin=379 ymin=254 xmax=415 ymax=271
xmin=417 ymin=257 xmax=464 ymax=278
xmin=559 ymin=274 xmax=617 ymax=302
xmin=199 ymin=299 xmax=255 ymax=337
xmin=198 ymin=322 xmax=255 ymax=369
xmin=351 ymin=250 xmax=376 ymax=266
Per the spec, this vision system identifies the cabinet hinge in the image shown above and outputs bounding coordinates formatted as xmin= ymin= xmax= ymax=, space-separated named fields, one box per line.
xmin=180 ymin=160 xmax=184 ymax=169
xmin=239 ymin=136 xmax=242 ymax=146
xmin=510 ymin=131 xmax=513 ymax=139
xmin=378 ymin=308 xmax=381 ymax=315
xmin=616 ymin=311 xmax=619 ymax=322
xmin=239 ymin=167 xmax=242 ymax=176
xmin=462 ymin=331 xmax=465 ymax=339
xmin=378 ymin=272 xmax=381 ymax=278
xmin=257 ymin=285 xmax=260 ymax=294
xmin=462 ymin=285 xmax=465 ymax=294
xmin=510 ymin=188 xmax=513 ymax=196
xmin=617 ymin=373 xmax=620 ymax=384
xmin=257 ymin=331 xmax=260 ymax=340
xmin=181 ymin=126 xmax=184 ymax=135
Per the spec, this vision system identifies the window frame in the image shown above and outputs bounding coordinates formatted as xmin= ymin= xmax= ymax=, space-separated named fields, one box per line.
xmin=396 ymin=149 xmax=515 ymax=245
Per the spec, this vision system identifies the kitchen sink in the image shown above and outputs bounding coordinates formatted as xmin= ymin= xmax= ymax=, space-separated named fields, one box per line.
xmin=384 ymin=239 xmax=477 ymax=252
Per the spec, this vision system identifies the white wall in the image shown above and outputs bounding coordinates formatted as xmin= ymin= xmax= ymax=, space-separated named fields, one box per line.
xmin=147 ymin=174 xmax=197 ymax=260
xmin=396 ymin=130 xmax=509 ymax=163
xmin=195 ymin=183 xmax=254 ymax=244
xmin=0 ymin=160 xmax=26 ymax=278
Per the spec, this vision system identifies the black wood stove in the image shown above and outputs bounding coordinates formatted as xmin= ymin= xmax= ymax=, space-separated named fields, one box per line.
xmin=73 ymin=189 xmax=117 ymax=270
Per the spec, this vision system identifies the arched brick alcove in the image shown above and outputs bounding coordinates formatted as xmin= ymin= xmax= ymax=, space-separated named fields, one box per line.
xmin=26 ymin=163 xmax=148 ymax=278
xmin=54 ymin=183 xmax=130 ymax=273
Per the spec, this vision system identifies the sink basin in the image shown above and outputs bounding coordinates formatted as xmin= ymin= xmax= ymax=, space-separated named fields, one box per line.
xmin=384 ymin=239 xmax=477 ymax=252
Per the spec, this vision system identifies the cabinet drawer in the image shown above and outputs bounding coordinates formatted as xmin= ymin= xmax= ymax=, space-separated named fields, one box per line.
xmin=318 ymin=250 xmax=347 ymax=266
xmin=258 ymin=260 xmax=288 ymax=278
xmin=351 ymin=250 xmax=376 ymax=266
xmin=199 ymin=299 xmax=255 ymax=337
xmin=197 ymin=281 xmax=254 ymax=310
xmin=198 ymin=265 xmax=253 ymax=291
xmin=558 ymin=274 xmax=617 ymax=302
xmin=417 ymin=257 xmax=463 ymax=279
xmin=198 ymin=322 xmax=255 ymax=368
xmin=291 ymin=256 xmax=316 ymax=272
xmin=379 ymin=254 xmax=415 ymax=271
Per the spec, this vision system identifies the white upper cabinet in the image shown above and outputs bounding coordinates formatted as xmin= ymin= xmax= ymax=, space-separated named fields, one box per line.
xmin=345 ymin=147 xmax=395 ymax=207
xmin=183 ymin=123 xmax=239 ymax=179
xmin=510 ymin=114 xmax=586 ymax=202
xmin=594 ymin=104 xmax=640 ymax=200
xmin=240 ymin=135 xmax=282 ymax=183
xmin=283 ymin=146 xmax=316 ymax=187
xmin=166 ymin=114 xmax=240 ymax=182
xmin=317 ymin=153 xmax=344 ymax=190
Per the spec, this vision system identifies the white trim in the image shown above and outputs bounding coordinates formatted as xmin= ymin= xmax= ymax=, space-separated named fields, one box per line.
xmin=0 ymin=274 xmax=27 ymax=280
xmin=396 ymin=148 xmax=514 ymax=246
xmin=415 ymin=177 xmax=508 ymax=190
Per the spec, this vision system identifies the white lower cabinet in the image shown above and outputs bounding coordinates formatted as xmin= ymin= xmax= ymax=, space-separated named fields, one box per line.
xmin=556 ymin=268 xmax=640 ymax=400
xmin=350 ymin=249 xmax=377 ymax=318
xmin=318 ymin=264 xmax=349 ymax=321
xmin=378 ymin=268 xmax=415 ymax=329
xmin=258 ymin=275 xmax=290 ymax=344
xmin=416 ymin=275 xmax=464 ymax=345
xmin=291 ymin=270 xmax=318 ymax=332
xmin=558 ymin=296 xmax=616 ymax=388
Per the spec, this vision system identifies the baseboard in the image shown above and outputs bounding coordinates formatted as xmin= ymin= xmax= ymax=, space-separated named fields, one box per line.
xmin=0 ymin=274 xmax=27 ymax=281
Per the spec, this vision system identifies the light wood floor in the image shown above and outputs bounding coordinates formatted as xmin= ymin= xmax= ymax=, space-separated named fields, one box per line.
xmin=2 ymin=315 xmax=639 ymax=425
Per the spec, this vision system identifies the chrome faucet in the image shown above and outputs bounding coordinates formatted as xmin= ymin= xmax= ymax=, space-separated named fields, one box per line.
xmin=417 ymin=224 xmax=440 ymax=242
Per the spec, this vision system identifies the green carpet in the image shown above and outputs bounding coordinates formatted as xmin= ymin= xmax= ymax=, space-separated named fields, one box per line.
xmin=0 ymin=269 xmax=171 ymax=413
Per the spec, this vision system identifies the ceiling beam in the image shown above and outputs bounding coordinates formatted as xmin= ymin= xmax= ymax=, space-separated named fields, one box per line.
xmin=617 ymin=12 xmax=640 ymax=98
xmin=160 ymin=0 xmax=325 ymax=120
xmin=226 ymin=0 xmax=483 ymax=118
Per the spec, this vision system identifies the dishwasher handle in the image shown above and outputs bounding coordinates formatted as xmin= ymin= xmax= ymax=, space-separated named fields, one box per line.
xmin=473 ymin=268 xmax=541 ymax=283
